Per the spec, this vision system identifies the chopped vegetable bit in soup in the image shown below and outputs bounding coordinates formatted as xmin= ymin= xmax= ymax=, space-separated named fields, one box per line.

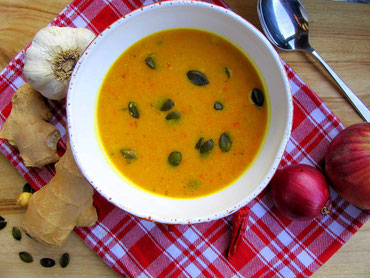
xmin=96 ymin=29 xmax=268 ymax=198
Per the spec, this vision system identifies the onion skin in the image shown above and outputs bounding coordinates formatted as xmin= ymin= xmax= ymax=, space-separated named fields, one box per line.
xmin=325 ymin=123 xmax=370 ymax=210
xmin=271 ymin=164 xmax=331 ymax=220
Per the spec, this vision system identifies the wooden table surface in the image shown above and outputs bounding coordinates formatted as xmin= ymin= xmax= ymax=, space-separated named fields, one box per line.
xmin=0 ymin=0 xmax=369 ymax=277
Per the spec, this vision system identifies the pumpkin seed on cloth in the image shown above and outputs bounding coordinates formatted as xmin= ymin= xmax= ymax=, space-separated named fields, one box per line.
xmin=187 ymin=70 xmax=209 ymax=86
xmin=12 ymin=226 xmax=22 ymax=241
xmin=19 ymin=252 xmax=33 ymax=263
xmin=40 ymin=258 xmax=56 ymax=268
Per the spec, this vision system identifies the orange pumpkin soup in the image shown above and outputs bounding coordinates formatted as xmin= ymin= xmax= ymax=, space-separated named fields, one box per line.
xmin=96 ymin=29 xmax=268 ymax=198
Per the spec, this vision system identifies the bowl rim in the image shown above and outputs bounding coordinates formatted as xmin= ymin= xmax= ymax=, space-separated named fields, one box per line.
xmin=67 ymin=0 xmax=293 ymax=224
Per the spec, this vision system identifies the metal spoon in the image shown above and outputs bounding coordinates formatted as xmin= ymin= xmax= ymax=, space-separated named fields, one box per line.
xmin=257 ymin=0 xmax=370 ymax=122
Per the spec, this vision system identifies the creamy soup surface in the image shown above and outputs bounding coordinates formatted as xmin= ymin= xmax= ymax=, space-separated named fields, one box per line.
xmin=96 ymin=28 xmax=268 ymax=198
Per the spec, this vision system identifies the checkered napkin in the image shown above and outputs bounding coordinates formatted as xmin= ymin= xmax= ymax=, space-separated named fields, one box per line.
xmin=0 ymin=0 xmax=368 ymax=277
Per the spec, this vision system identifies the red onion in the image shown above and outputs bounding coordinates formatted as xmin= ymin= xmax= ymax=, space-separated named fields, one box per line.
xmin=270 ymin=164 xmax=331 ymax=220
xmin=325 ymin=123 xmax=370 ymax=210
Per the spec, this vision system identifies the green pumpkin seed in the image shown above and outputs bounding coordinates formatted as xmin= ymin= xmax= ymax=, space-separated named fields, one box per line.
xmin=128 ymin=102 xmax=139 ymax=118
xmin=40 ymin=258 xmax=55 ymax=268
xmin=0 ymin=221 xmax=6 ymax=230
xmin=251 ymin=88 xmax=264 ymax=108
xmin=214 ymin=102 xmax=223 ymax=110
xmin=168 ymin=152 xmax=182 ymax=167
xmin=195 ymin=137 xmax=204 ymax=150
xmin=19 ymin=252 xmax=33 ymax=263
xmin=200 ymin=139 xmax=214 ymax=154
xmin=219 ymin=133 xmax=232 ymax=152
xmin=187 ymin=70 xmax=209 ymax=86
xmin=165 ymin=111 xmax=181 ymax=120
xmin=145 ymin=56 xmax=155 ymax=69
xmin=185 ymin=179 xmax=201 ymax=193
xmin=160 ymin=99 xmax=175 ymax=111
xmin=12 ymin=226 xmax=22 ymax=241
xmin=22 ymin=183 xmax=35 ymax=193
xmin=225 ymin=67 xmax=232 ymax=78
xmin=60 ymin=253 xmax=70 ymax=268
xmin=120 ymin=149 xmax=137 ymax=160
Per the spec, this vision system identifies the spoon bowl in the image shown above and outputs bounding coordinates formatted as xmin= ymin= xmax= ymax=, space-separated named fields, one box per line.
xmin=257 ymin=0 xmax=370 ymax=122
xmin=257 ymin=0 xmax=312 ymax=51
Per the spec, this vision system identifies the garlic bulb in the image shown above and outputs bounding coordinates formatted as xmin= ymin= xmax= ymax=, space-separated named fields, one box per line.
xmin=23 ymin=26 xmax=95 ymax=100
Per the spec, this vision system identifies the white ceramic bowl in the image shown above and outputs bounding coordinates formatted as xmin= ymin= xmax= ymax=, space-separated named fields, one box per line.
xmin=67 ymin=0 xmax=293 ymax=224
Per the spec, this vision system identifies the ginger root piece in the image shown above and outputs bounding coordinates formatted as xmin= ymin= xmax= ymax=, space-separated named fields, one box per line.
xmin=0 ymin=83 xmax=60 ymax=167
xmin=23 ymin=142 xmax=98 ymax=247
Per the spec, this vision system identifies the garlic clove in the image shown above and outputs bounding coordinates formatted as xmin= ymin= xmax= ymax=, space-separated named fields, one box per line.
xmin=24 ymin=26 xmax=95 ymax=100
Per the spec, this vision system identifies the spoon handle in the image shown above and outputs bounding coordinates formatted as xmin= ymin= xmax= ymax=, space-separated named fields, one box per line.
xmin=310 ymin=50 xmax=370 ymax=122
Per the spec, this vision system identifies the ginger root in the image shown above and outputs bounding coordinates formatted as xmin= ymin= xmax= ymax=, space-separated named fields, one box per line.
xmin=23 ymin=142 xmax=98 ymax=247
xmin=0 ymin=83 xmax=60 ymax=167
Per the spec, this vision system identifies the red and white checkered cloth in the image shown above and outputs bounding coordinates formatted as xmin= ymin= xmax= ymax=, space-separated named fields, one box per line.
xmin=0 ymin=0 xmax=368 ymax=277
